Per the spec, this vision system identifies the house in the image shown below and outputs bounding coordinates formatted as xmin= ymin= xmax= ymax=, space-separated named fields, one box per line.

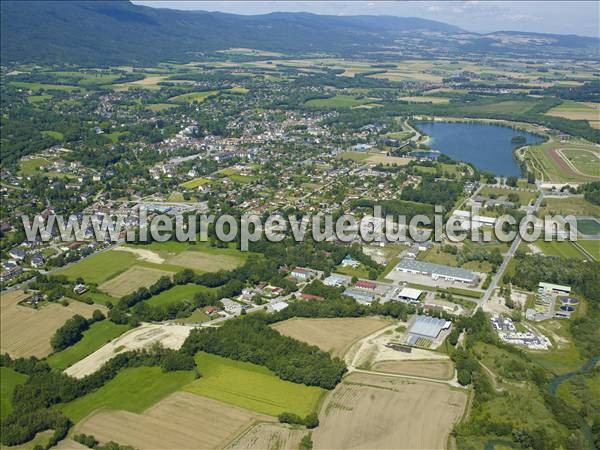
xmin=355 ymin=280 xmax=377 ymax=291
xmin=341 ymin=255 xmax=360 ymax=268
xmin=30 ymin=254 xmax=44 ymax=268
xmin=220 ymin=298 xmax=242 ymax=315
xmin=8 ymin=248 xmax=26 ymax=260
xmin=323 ymin=274 xmax=351 ymax=287
xmin=73 ymin=283 xmax=88 ymax=295
xmin=290 ymin=267 xmax=314 ymax=281
xmin=0 ymin=266 xmax=23 ymax=283
xmin=268 ymin=300 xmax=289 ymax=313
xmin=205 ymin=306 xmax=219 ymax=315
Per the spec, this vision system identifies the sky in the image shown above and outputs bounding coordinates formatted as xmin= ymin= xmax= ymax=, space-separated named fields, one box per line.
xmin=132 ymin=1 xmax=600 ymax=37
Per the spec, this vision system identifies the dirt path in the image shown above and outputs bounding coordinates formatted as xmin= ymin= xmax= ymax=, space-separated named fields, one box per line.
xmin=112 ymin=246 xmax=165 ymax=264
xmin=64 ymin=323 xmax=192 ymax=378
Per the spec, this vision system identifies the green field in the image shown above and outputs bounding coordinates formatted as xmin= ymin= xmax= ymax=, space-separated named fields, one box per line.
xmin=539 ymin=197 xmax=600 ymax=217
xmin=146 ymin=284 xmax=213 ymax=308
xmin=57 ymin=250 xmax=138 ymax=284
xmin=465 ymin=100 xmax=537 ymax=115
xmin=59 ymin=367 xmax=195 ymax=423
xmin=181 ymin=177 xmax=212 ymax=188
xmin=146 ymin=103 xmax=178 ymax=112
xmin=527 ymin=320 xmax=586 ymax=375
xmin=169 ymin=90 xmax=218 ymax=104
xmin=19 ymin=157 xmax=48 ymax=176
xmin=1 ymin=367 xmax=27 ymax=419
xmin=47 ymin=321 xmax=130 ymax=370
xmin=10 ymin=81 xmax=80 ymax=92
xmin=305 ymin=95 xmax=377 ymax=108
xmin=82 ymin=290 xmax=119 ymax=306
xmin=576 ymin=240 xmax=600 ymax=260
xmin=534 ymin=240 xmax=585 ymax=260
xmin=27 ymin=94 xmax=52 ymax=104
xmin=183 ymin=352 xmax=325 ymax=417
xmin=178 ymin=308 xmax=211 ymax=324
xmin=334 ymin=151 xmax=370 ymax=161
xmin=228 ymin=174 xmax=256 ymax=183
xmin=479 ymin=186 xmax=538 ymax=205
xmin=561 ymin=149 xmax=600 ymax=177
xmin=41 ymin=130 xmax=64 ymax=140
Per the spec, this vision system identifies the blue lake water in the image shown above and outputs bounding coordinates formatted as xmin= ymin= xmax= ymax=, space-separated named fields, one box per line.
xmin=415 ymin=121 xmax=545 ymax=176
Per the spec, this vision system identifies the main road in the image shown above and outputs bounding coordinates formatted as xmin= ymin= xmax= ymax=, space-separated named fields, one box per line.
xmin=476 ymin=190 xmax=546 ymax=310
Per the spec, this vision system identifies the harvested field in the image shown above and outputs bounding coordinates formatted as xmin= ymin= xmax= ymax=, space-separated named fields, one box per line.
xmin=371 ymin=359 xmax=455 ymax=380
xmin=167 ymin=250 xmax=243 ymax=272
xmin=53 ymin=439 xmax=88 ymax=450
xmin=366 ymin=154 xmax=412 ymax=166
xmin=1 ymin=290 xmax=99 ymax=358
xmin=75 ymin=392 xmax=272 ymax=450
xmin=313 ymin=373 xmax=467 ymax=450
xmin=65 ymin=323 xmax=193 ymax=378
xmin=98 ymin=266 xmax=173 ymax=297
xmin=226 ymin=423 xmax=306 ymax=450
xmin=272 ymin=317 xmax=390 ymax=357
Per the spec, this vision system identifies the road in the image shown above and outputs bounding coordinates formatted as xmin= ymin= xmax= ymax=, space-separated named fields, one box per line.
xmin=477 ymin=190 xmax=546 ymax=310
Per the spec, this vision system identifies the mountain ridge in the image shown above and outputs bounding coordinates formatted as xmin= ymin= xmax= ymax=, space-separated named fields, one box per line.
xmin=1 ymin=0 xmax=598 ymax=65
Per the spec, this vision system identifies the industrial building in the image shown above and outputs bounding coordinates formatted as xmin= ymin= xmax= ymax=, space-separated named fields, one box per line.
xmin=405 ymin=315 xmax=451 ymax=346
xmin=395 ymin=259 xmax=477 ymax=284
xmin=323 ymin=274 xmax=351 ymax=287
xmin=343 ymin=288 xmax=375 ymax=304
xmin=391 ymin=287 xmax=423 ymax=304
xmin=538 ymin=282 xmax=571 ymax=294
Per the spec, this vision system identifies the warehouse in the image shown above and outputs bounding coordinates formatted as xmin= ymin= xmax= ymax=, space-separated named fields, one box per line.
xmin=392 ymin=287 xmax=423 ymax=304
xmin=395 ymin=258 xmax=477 ymax=284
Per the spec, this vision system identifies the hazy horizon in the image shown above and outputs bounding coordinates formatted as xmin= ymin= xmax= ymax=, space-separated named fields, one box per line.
xmin=132 ymin=1 xmax=600 ymax=38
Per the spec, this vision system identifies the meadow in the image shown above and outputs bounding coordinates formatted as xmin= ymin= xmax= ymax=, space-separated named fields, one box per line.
xmin=576 ymin=240 xmax=600 ymax=261
xmin=539 ymin=197 xmax=600 ymax=217
xmin=181 ymin=176 xmax=212 ymax=189
xmin=146 ymin=284 xmax=214 ymax=308
xmin=305 ymin=95 xmax=377 ymax=108
xmin=183 ymin=352 xmax=325 ymax=417
xmin=47 ymin=321 xmax=130 ymax=370
xmin=59 ymin=367 xmax=195 ymax=423
xmin=534 ymin=240 xmax=586 ymax=260
xmin=1 ymin=367 xmax=27 ymax=419
xmin=479 ymin=186 xmax=538 ymax=205
xmin=57 ymin=250 xmax=139 ymax=284
xmin=169 ymin=90 xmax=218 ymax=104
xmin=545 ymin=100 xmax=600 ymax=128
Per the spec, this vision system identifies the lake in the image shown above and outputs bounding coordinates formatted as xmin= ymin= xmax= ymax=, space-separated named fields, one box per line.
xmin=415 ymin=121 xmax=545 ymax=176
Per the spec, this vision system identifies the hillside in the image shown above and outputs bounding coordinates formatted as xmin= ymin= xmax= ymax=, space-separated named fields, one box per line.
xmin=1 ymin=0 xmax=598 ymax=65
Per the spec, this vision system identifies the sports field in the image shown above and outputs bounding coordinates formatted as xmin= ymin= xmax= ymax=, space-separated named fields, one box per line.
xmin=47 ymin=321 xmax=129 ymax=370
xmin=272 ymin=317 xmax=390 ymax=357
xmin=525 ymin=141 xmax=600 ymax=183
xmin=0 ymin=290 xmax=100 ymax=358
xmin=313 ymin=372 xmax=466 ymax=449
xmin=183 ymin=352 xmax=325 ymax=417
xmin=59 ymin=367 xmax=195 ymax=423
xmin=75 ymin=392 xmax=272 ymax=450
xmin=1 ymin=367 xmax=27 ymax=419
xmin=98 ymin=265 xmax=173 ymax=297
xmin=576 ymin=217 xmax=600 ymax=235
